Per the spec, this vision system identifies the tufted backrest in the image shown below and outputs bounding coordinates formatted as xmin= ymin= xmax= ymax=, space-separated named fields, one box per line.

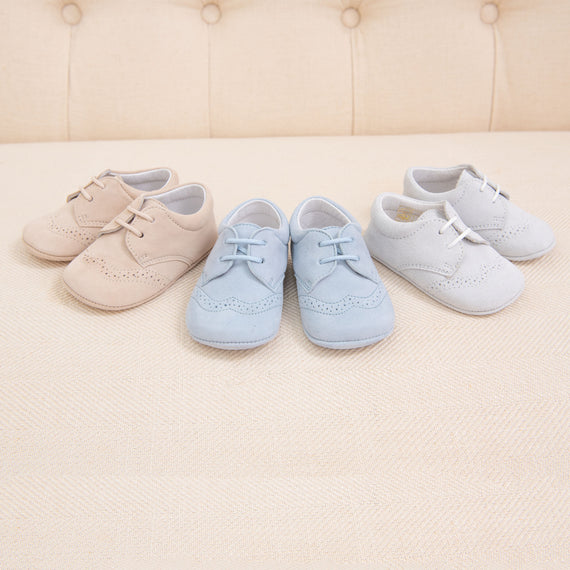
xmin=1 ymin=0 xmax=569 ymax=143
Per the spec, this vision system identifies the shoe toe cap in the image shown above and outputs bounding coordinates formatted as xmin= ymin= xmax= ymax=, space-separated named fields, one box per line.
xmin=23 ymin=214 xmax=95 ymax=260
xmin=63 ymin=252 xmax=168 ymax=310
xmin=186 ymin=289 xmax=283 ymax=348
xmin=299 ymin=288 xmax=395 ymax=347
xmin=495 ymin=215 xmax=555 ymax=260
xmin=434 ymin=257 xmax=524 ymax=315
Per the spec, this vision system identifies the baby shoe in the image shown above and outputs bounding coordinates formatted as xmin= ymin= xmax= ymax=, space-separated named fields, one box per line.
xmin=403 ymin=164 xmax=555 ymax=261
xmin=290 ymin=197 xmax=394 ymax=349
xmin=63 ymin=183 xmax=216 ymax=310
xmin=364 ymin=193 xmax=525 ymax=315
xmin=187 ymin=199 xmax=289 ymax=350
xmin=23 ymin=167 xmax=178 ymax=261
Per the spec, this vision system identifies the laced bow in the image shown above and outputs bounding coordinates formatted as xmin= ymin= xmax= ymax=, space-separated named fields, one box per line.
xmin=318 ymin=237 xmax=360 ymax=264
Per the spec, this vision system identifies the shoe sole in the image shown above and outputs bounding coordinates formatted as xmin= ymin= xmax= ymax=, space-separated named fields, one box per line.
xmin=502 ymin=239 xmax=556 ymax=262
xmin=370 ymin=255 xmax=523 ymax=316
xmin=62 ymin=251 xmax=211 ymax=311
xmin=23 ymin=240 xmax=77 ymax=262
xmin=189 ymin=331 xmax=279 ymax=350
xmin=302 ymin=326 xmax=394 ymax=350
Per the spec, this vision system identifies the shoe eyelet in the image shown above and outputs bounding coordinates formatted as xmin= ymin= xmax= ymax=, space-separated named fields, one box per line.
xmin=260 ymin=258 xmax=265 ymax=263
xmin=138 ymin=232 xmax=144 ymax=238
xmin=318 ymin=242 xmax=323 ymax=247
xmin=150 ymin=217 xmax=155 ymax=223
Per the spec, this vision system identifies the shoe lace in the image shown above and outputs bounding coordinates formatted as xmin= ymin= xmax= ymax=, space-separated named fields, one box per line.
xmin=479 ymin=175 xmax=501 ymax=203
xmin=318 ymin=237 xmax=359 ymax=264
xmin=220 ymin=238 xmax=266 ymax=264
xmin=439 ymin=216 xmax=471 ymax=248
xmin=77 ymin=176 xmax=105 ymax=202
xmin=116 ymin=204 xmax=155 ymax=238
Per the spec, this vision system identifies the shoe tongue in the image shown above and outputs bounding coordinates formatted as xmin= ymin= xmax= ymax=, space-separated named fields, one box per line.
xmin=233 ymin=222 xmax=261 ymax=238
xmin=321 ymin=225 xmax=342 ymax=238
xmin=455 ymin=168 xmax=480 ymax=192
xmin=415 ymin=207 xmax=444 ymax=224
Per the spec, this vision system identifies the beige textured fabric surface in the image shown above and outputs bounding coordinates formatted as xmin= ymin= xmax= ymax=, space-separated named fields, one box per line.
xmin=1 ymin=132 xmax=569 ymax=567
xmin=1 ymin=0 xmax=570 ymax=142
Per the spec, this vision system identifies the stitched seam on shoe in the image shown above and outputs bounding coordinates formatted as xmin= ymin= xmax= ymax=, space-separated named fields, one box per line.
xmin=81 ymin=253 xmax=168 ymax=288
xmin=48 ymin=217 xmax=98 ymax=244
xmin=298 ymin=287 xmax=386 ymax=316
xmin=191 ymin=289 xmax=282 ymax=315
xmin=491 ymin=223 xmax=531 ymax=244
xmin=427 ymin=261 xmax=505 ymax=291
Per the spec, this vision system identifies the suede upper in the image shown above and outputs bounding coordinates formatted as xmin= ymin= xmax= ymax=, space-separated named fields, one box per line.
xmin=187 ymin=199 xmax=290 ymax=349
xmin=23 ymin=168 xmax=178 ymax=261
xmin=365 ymin=193 xmax=525 ymax=315
xmin=403 ymin=165 xmax=555 ymax=260
xmin=290 ymin=196 xmax=394 ymax=349
xmin=63 ymin=183 xmax=216 ymax=310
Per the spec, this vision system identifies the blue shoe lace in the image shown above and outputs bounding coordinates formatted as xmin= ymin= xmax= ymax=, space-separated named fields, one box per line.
xmin=220 ymin=237 xmax=266 ymax=264
xmin=318 ymin=237 xmax=359 ymax=265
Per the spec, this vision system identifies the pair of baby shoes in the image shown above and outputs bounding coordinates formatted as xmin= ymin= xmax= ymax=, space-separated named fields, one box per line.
xmin=187 ymin=197 xmax=395 ymax=350
xmin=364 ymin=164 xmax=555 ymax=315
xmin=23 ymin=168 xmax=217 ymax=310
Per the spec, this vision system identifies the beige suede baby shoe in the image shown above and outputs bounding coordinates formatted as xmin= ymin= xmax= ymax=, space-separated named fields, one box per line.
xmin=23 ymin=168 xmax=178 ymax=261
xmin=62 ymin=183 xmax=217 ymax=310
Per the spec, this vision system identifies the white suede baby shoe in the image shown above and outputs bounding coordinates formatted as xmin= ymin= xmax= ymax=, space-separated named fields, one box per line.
xmin=364 ymin=194 xmax=525 ymax=315
xmin=403 ymin=164 xmax=555 ymax=261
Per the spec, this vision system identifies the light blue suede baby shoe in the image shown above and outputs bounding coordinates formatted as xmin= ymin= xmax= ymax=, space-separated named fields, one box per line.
xmin=290 ymin=196 xmax=395 ymax=349
xmin=187 ymin=198 xmax=289 ymax=349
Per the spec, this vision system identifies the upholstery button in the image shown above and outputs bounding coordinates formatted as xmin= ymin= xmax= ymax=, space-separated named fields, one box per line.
xmin=61 ymin=3 xmax=82 ymax=25
xmin=201 ymin=3 xmax=221 ymax=25
xmin=341 ymin=7 xmax=361 ymax=29
xmin=480 ymin=2 xmax=499 ymax=24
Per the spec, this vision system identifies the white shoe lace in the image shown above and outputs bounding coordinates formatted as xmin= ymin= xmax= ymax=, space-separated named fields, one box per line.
xmin=439 ymin=216 xmax=472 ymax=248
xmin=479 ymin=175 xmax=501 ymax=203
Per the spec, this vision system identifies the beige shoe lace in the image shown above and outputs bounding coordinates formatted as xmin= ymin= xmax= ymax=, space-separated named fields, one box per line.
xmin=67 ymin=176 xmax=105 ymax=202
xmin=116 ymin=205 xmax=155 ymax=238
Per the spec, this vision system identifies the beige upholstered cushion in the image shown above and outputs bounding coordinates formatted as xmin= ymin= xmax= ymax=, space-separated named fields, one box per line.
xmin=1 ymin=0 xmax=569 ymax=142
xmin=1 ymin=132 xmax=568 ymax=566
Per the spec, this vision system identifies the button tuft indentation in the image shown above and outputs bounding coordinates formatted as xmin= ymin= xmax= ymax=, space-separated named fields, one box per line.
xmin=480 ymin=3 xmax=499 ymax=25
xmin=201 ymin=3 xmax=221 ymax=25
xmin=61 ymin=3 xmax=82 ymax=25
xmin=341 ymin=7 xmax=361 ymax=29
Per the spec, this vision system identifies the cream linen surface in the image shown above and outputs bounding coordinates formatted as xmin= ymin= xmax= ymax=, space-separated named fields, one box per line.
xmin=1 ymin=0 xmax=570 ymax=142
xmin=1 ymin=132 xmax=569 ymax=568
